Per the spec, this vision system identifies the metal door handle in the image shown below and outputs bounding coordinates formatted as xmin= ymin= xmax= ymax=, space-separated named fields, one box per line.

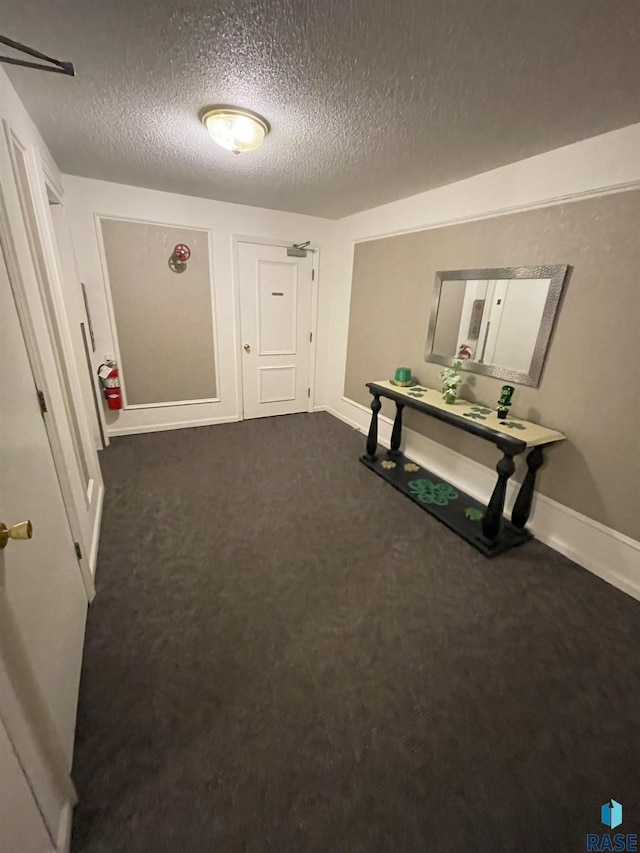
xmin=243 ymin=344 xmax=251 ymax=352
xmin=0 ymin=521 xmax=33 ymax=549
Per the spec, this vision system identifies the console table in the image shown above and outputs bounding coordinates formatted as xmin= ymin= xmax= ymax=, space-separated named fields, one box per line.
xmin=361 ymin=380 xmax=565 ymax=556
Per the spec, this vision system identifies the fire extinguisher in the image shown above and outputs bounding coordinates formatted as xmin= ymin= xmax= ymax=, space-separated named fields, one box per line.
xmin=97 ymin=360 xmax=123 ymax=410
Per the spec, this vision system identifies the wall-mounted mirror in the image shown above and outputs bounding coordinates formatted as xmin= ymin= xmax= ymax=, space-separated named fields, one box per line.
xmin=424 ymin=265 xmax=569 ymax=387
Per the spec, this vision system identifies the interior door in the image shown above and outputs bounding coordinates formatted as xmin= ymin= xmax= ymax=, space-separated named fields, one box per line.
xmin=0 ymin=719 xmax=51 ymax=853
xmin=238 ymin=242 xmax=313 ymax=419
xmin=3 ymin=125 xmax=103 ymax=579
xmin=1 ymin=240 xmax=86 ymax=846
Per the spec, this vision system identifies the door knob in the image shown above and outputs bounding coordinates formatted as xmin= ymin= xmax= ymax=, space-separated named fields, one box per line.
xmin=0 ymin=520 xmax=33 ymax=549
xmin=243 ymin=344 xmax=251 ymax=353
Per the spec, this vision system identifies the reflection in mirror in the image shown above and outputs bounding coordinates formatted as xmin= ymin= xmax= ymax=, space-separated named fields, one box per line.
xmin=425 ymin=266 xmax=569 ymax=387
xmin=442 ymin=278 xmax=551 ymax=372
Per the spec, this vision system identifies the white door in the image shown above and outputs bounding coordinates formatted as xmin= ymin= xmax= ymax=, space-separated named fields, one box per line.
xmin=238 ymin=243 xmax=314 ymax=419
xmin=0 ymin=720 xmax=51 ymax=853
xmin=3 ymin=126 xmax=103 ymax=582
xmin=1 ymin=241 xmax=85 ymax=847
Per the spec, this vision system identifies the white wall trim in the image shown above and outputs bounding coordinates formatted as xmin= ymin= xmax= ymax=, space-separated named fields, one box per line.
xmin=106 ymin=412 xmax=239 ymax=436
xmin=124 ymin=396 xmax=221 ymax=410
xmin=55 ymin=800 xmax=73 ymax=853
xmin=87 ymin=482 xmax=103 ymax=594
xmin=44 ymin=175 xmax=108 ymax=449
xmin=351 ymin=180 xmax=640 ymax=244
xmin=320 ymin=399 xmax=640 ymax=602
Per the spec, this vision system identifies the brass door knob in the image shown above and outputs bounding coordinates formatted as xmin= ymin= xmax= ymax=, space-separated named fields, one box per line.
xmin=243 ymin=344 xmax=251 ymax=352
xmin=0 ymin=521 xmax=33 ymax=549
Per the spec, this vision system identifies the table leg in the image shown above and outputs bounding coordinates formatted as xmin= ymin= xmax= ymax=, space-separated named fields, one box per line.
xmin=511 ymin=445 xmax=545 ymax=529
xmin=482 ymin=445 xmax=517 ymax=541
xmin=389 ymin=402 xmax=404 ymax=457
xmin=364 ymin=394 xmax=382 ymax=461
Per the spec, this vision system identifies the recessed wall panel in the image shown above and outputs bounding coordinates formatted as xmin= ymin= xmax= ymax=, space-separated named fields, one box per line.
xmin=257 ymin=261 xmax=297 ymax=355
xmin=258 ymin=366 xmax=296 ymax=403
xmin=100 ymin=219 xmax=216 ymax=405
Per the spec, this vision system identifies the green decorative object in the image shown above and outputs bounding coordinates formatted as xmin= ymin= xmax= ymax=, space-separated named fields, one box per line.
xmin=440 ymin=360 xmax=463 ymax=404
xmin=463 ymin=406 xmax=492 ymax=421
xmin=393 ymin=367 xmax=413 ymax=387
xmin=499 ymin=385 xmax=515 ymax=406
xmin=408 ymin=479 xmax=459 ymax=506
xmin=503 ymin=421 xmax=526 ymax=430
xmin=464 ymin=507 xmax=484 ymax=521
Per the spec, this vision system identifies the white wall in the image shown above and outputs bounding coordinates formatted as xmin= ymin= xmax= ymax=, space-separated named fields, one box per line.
xmin=63 ymin=176 xmax=334 ymax=435
xmin=313 ymin=122 xmax=640 ymax=599
xmin=0 ymin=69 xmax=60 ymax=184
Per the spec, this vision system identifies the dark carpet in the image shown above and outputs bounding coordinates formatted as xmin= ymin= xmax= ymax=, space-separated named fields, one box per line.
xmin=71 ymin=412 xmax=640 ymax=853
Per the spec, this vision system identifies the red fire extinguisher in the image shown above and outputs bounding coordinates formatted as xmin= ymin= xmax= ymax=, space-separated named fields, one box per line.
xmin=97 ymin=360 xmax=123 ymax=410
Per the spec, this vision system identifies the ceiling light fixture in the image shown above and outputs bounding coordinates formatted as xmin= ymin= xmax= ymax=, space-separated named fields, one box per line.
xmin=201 ymin=106 xmax=270 ymax=154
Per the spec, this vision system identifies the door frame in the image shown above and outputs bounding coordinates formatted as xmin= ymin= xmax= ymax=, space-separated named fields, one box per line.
xmin=22 ymin=142 xmax=104 ymax=574
xmin=0 ymin=123 xmax=97 ymax=601
xmin=45 ymin=170 xmax=108 ymax=450
xmin=232 ymin=235 xmax=320 ymax=420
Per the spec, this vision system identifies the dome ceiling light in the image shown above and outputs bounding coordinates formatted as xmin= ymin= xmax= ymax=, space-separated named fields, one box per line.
xmin=201 ymin=106 xmax=270 ymax=154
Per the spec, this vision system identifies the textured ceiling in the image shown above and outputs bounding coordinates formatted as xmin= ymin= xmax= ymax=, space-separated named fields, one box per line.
xmin=2 ymin=0 xmax=639 ymax=218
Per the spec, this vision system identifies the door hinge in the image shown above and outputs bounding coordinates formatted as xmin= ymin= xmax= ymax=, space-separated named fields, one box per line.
xmin=311 ymin=269 xmax=315 ymax=281
xmin=309 ymin=331 xmax=313 ymax=343
xmin=308 ymin=387 xmax=311 ymax=398
xmin=74 ymin=541 xmax=83 ymax=561
xmin=36 ymin=389 xmax=47 ymax=415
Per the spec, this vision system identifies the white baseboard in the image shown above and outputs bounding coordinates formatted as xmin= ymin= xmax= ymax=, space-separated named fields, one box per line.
xmin=106 ymin=414 xmax=240 ymax=437
xmin=55 ymin=800 xmax=73 ymax=853
xmin=321 ymin=398 xmax=640 ymax=601
xmin=83 ymin=482 xmax=104 ymax=602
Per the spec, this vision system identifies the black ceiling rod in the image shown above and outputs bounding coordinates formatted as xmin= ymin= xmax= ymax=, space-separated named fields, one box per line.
xmin=0 ymin=35 xmax=74 ymax=76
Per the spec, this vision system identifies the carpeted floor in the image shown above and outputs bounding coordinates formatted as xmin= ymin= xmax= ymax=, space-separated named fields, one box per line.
xmin=71 ymin=412 xmax=640 ymax=853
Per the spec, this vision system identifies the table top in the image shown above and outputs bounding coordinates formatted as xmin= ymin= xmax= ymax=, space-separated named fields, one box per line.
xmin=368 ymin=381 xmax=566 ymax=449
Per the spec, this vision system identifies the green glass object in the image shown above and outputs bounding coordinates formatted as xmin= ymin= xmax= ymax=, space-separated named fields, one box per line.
xmin=499 ymin=385 xmax=515 ymax=406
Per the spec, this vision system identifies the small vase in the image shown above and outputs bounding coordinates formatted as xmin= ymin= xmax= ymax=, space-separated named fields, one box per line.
xmin=442 ymin=387 xmax=457 ymax=404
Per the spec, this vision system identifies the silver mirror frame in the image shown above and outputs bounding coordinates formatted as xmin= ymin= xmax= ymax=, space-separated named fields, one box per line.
xmin=424 ymin=264 xmax=569 ymax=387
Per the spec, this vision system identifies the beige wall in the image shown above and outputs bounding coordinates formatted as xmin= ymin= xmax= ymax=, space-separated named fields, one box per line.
xmin=345 ymin=190 xmax=640 ymax=540
xmin=101 ymin=219 xmax=216 ymax=405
